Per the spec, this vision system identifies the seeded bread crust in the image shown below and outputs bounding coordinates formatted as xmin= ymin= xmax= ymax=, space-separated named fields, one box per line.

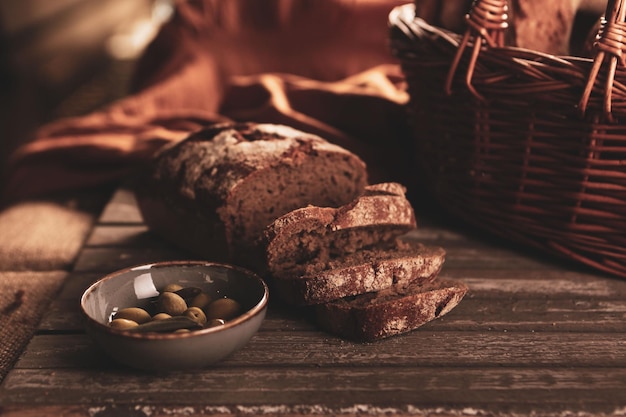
xmin=270 ymin=241 xmax=446 ymax=305
xmin=135 ymin=122 xmax=368 ymax=268
xmin=264 ymin=182 xmax=417 ymax=274
xmin=315 ymin=278 xmax=468 ymax=342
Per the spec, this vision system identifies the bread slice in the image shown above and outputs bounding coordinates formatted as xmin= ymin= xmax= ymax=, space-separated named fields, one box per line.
xmin=315 ymin=278 xmax=468 ymax=342
xmin=264 ymin=182 xmax=417 ymax=275
xmin=270 ymin=240 xmax=446 ymax=305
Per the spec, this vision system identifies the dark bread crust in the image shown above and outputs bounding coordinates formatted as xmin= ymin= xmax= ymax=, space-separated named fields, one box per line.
xmin=270 ymin=241 xmax=446 ymax=305
xmin=315 ymin=278 xmax=468 ymax=342
xmin=135 ymin=122 xmax=368 ymax=268
xmin=264 ymin=182 xmax=417 ymax=274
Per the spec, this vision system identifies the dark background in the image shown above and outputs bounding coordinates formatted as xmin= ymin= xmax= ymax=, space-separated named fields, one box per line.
xmin=0 ymin=0 xmax=169 ymax=186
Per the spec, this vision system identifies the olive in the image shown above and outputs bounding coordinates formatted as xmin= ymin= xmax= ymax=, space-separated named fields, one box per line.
xmin=152 ymin=313 xmax=172 ymax=321
xmin=110 ymin=318 xmax=139 ymax=330
xmin=189 ymin=292 xmax=212 ymax=309
xmin=207 ymin=318 xmax=225 ymax=328
xmin=183 ymin=307 xmax=207 ymax=326
xmin=156 ymin=292 xmax=187 ymax=316
xmin=161 ymin=283 xmax=183 ymax=293
xmin=111 ymin=282 xmax=243 ymax=334
xmin=130 ymin=316 xmax=201 ymax=333
xmin=113 ymin=307 xmax=151 ymax=324
xmin=174 ymin=286 xmax=202 ymax=300
xmin=205 ymin=297 xmax=241 ymax=321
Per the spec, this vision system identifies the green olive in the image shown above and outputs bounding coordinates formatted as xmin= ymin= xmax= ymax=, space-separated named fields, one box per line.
xmin=189 ymin=292 xmax=212 ymax=309
xmin=110 ymin=318 xmax=139 ymax=330
xmin=161 ymin=283 xmax=183 ymax=293
xmin=112 ymin=281 xmax=243 ymax=334
xmin=113 ymin=307 xmax=151 ymax=324
xmin=152 ymin=313 xmax=172 ymax=321
xmin=183 ymin=307 xmax=207 ymax=325
xmin=204 ymin=298 xmax=241 ymax=321
xmin=174 ymin=286 xmax=201 ymax=300
xmin=156 ymin=292 xmax=187 ymax=316
xmin=130 ymin=316 xmax=201 ymax=333
xmin=207 ymin=318 xmax=225 ymax=328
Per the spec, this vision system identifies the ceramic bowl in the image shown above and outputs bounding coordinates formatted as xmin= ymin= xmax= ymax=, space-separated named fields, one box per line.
xmin=80 ymin=261 xmax=268 ymax=371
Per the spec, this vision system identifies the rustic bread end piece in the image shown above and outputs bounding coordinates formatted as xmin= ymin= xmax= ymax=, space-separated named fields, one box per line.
xmin=315 ymin=279 xmax=468 ymax=342
xmin=264 ymin=182 xmax=417 ymax=275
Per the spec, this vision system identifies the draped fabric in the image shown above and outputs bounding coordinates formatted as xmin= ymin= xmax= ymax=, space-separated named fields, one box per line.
xmin=2 ymin=0 xmax=414 ymax=202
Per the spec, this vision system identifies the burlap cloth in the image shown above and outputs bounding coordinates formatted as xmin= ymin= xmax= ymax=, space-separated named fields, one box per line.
xmin=0 ymin=0 xmax=414 ymax=380
xmin=0 ymin=192 xmax=108 ymax=380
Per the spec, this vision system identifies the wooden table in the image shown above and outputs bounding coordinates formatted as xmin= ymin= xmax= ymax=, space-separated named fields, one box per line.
xmin=1 ymin=187 xmax=625 ymax=417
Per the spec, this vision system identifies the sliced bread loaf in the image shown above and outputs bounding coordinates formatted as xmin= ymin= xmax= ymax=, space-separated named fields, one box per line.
xmin=315 ymin=278 xmax=468 ymax=342
xmin=262 ymin=179 xmax=467 ymax=339
xmin=135 ymin=122 xmax=368 ymax=267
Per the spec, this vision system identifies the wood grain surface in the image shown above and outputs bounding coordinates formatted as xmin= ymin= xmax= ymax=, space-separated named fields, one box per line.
xmin=1 ymin=187 xmax=625 ymax=417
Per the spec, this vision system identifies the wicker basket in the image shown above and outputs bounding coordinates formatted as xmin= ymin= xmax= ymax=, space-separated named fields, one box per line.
xmin=389 ymin=0 xmax=626 ymax=279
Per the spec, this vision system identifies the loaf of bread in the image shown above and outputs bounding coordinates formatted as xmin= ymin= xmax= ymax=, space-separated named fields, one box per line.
xmin=135 ymin=122 xmax=368 ymax=268
xmin=315 ymin=279 xmax=468 ymax=342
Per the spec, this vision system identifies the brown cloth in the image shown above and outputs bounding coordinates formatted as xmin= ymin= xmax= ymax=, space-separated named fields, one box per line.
xmin=2 ymin=0 xmax=413 ymax=202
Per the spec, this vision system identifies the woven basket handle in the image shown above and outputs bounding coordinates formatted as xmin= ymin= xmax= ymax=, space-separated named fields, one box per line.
xmin=579 ymin=0 xmax=626 ymax=120
xmin=444 ymin=0 xmax=508 ymax=99
xmin=446 ymin=0 xmax=625 ymax=120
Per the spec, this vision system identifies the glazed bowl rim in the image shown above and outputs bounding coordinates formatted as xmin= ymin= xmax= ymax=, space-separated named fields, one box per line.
xmin=80 ymin=260 xmax=269 ymax=340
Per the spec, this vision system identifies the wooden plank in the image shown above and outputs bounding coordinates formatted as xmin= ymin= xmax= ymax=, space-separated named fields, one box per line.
xmin=38 ymin=294 xmax=626 ymax=333
xmin=0 ymin=404 xmax=622 ymax=417
xmin=440 ymin=269 xmax=626 ymax=298
xmin=82 ymin=223 xmax=579 ymax=272
xmin=84 ymin=220 xmax=573 ymax=269
xmin=71 ymin=248 xmax=626 ymax=296
xmin=440 ymin=246 xmax=576 ymax=270
xmin=405 ymin=225 xmax=472 ymax=242
xmin=91 ymin=190 xmax=583 ymax=270
xmin=69 ymin=246 xmax=566 ymax=274
xmin=41 ymin=272 xmax=103 ymax=301
xmin=84 ymin=224 xmax=154 ymax=247
xmin=38 ymin=266 xmax=626 ymax=333
xmin=87 ymin=210 xmax=478 ymax=246
xmin=97 ymin=188 xmax=144 ymax=224
xmin=0 ymin=404 xmax=445 ymax=417
xmin=82 ymin=223 xmax=474 ymax=248
xmin=38 ymin=301 xmax=319 ymax=333
xmin=405 ymin=228 xmax=591 ymax=273
xmin=15 ymin=331 xmax=626 ymax=370
xmin=71 ymin=247 xmax=191 ymax=273
xmin=1 ymin=367 xmax=624 ymax=415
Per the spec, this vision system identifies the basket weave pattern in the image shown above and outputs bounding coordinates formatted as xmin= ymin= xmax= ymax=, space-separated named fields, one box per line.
xmin=389 ymin=1 xmax=626 ymax=278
